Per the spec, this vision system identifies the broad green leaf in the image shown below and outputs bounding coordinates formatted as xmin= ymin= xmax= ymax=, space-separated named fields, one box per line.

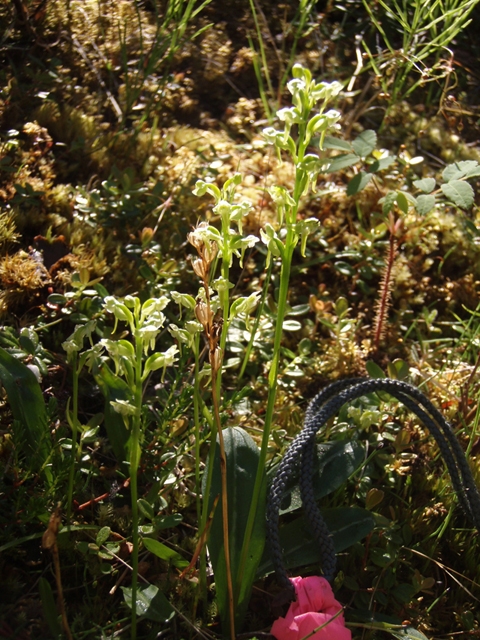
xmin=415 ymin=194 xmax=436 ymax=215
xmin=347 ymin=171 xmax=373 ymax=195
xmin=413 ymin=178 xmax=436 ymax=193
xmin=257 ymin=507 xmax=375 ymax=576
xmin=279 ymin=440 xmax=366 ymax=514
xmin=39 ymin=578 xmax=62 ymax=639
xmin=95 ymin=364 xmax=130 ymax=464
xmin=326 ymin=153 xmax=360 ymax=172
xmin=441 ymin=180 xmax=474 ymax=209
xmin=322 ymin=135 xmax=352 ymax=151
xmin=352 ymin=130 xmax=377 ymax=157
xmin=122 ymin=584 xmax=174 ymax=622
xmin=0 ymin=346 xmax=50 ymax=475
xmin=442 ymin=160 xmax=478 ymax=181
xmin=206 ymin=427 xmax=266 ymax=633
xmin=142 ymin=537 xmax=188 ymax=569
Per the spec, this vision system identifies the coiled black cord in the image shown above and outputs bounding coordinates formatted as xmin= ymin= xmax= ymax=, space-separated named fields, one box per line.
xmin=266 ymin=378 xmax=480 ymax=599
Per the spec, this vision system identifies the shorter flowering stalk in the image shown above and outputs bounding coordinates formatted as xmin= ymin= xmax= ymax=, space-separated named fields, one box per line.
xmin=101 ymin=295 xmax=177 ymax=640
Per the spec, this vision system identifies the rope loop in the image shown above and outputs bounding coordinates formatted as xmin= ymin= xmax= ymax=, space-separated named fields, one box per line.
xmin=266 ymin=378 xmax=480 ymax=599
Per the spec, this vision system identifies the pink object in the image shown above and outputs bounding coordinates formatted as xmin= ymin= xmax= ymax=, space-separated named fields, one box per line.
xmin=271 ymin=576 xmax=352 ymax=640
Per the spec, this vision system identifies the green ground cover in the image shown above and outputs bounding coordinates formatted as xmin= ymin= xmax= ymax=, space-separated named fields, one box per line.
xmin=1 ymin=1 xmax=480 ymax=638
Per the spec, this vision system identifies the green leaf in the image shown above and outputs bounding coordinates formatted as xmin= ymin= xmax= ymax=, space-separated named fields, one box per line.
xmin=369 ymin=156 xmax=396 ymax=172
xmin=413 ymin=177 xmax=436 ymax=193
xmin=415 ymin=194 xmax=436 ymax=215
xmin=142 ymin=538 xmax=188 ymax=569
xmin=137 ymin=498 xmax=154 ymax=521
xmin=396 ymin=191 xmax=409 ymax=214
xmin=441 ymin=180 xmax=474 ymax=209
xmin=122 ymin=584 xmax=174 ymax=622
xmin=95 ymin=364 xmax=131 ymax=464
xmin=380 ymin=191 xmax=396 ymax=215
xmin=39 ymin=578 xmax=62 ymax=639
xmin=322 ymin=135 xmax=352 ymax=151
xmin=387 ymin=625 xmax=430 ymax=640
xmin=326 ymin=153 xmax=360 ymax=172
xmin=0 ymin=346 xmax=50 ymax=475
xmin=366 ymin=360 xmax=385 ymax=378
xmin=279 ymin=440 xmax=366 ymax=514
xmin=257 ymin=507 xmax=375 ymax=576
xmin=347 ymin=171 xmax=373 ymax=195
xmin=96 ymin=526 xmax=111 ymax=547
xmin=442 ymin=160 xmax=478 ymax=181
xmin=206 ymin=427 xmax=266 ymax=633
xmin=352 ymin=130 xmax=377 ymax=157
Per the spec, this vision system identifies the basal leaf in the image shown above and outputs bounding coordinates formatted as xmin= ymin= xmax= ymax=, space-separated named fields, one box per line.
xmin=122 ymin=584 xmax=174 ymax=622
xmin=95 ymin=364 xmax=130 ymax=464
xmin=0 ymin=346 xmax=50 ymax=475
xmin=352 ymin=130 xmax=377 ymax=157
xmin=441 ymin=180 xmax=474 ymax=209
xmin=257 ymin=507 xmax=375 ymax=576
xmin=279 ymin=440 xmax=365 ymax=514
xmin=39 ymin=577 xmax=62 ymax=639
xmin=412 ymin=178 xmax=436 ymax=193
xmin=206 ymin=426 xmax=266 ymax=633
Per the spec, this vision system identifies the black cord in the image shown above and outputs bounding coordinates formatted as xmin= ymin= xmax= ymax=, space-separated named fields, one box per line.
xmin=266 ymin=378 xmax=480 ymax=600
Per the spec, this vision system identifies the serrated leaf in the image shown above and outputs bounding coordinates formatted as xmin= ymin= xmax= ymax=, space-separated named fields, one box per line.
xmin=347 ymin=171 xmax=373 ymax=195
xmin=413 ymin=178 xmax=436 ymax=193
xmin=352 ymin=130 xmax=377 ymax=157
xmin=441 ymin=180 xmax=474 ymax=209
xmin=415 ymin=194 xmax=436 ymax=215
xmin=122 ymin=584 xmax=174 ymax=622
xmin=322 ymin=135 xmax=352 ymax=151
xmin=369 ymin=156 xmax=396 ymax=172
xmin=326 ymin=153 xmax=360 ymax=172
xmin=442 ymin=160 xmax=478 ymax=181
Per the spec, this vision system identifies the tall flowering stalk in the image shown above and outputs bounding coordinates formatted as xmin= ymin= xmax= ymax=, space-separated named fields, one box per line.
xmin=236 ymin=65 xmax=343 ymax=594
